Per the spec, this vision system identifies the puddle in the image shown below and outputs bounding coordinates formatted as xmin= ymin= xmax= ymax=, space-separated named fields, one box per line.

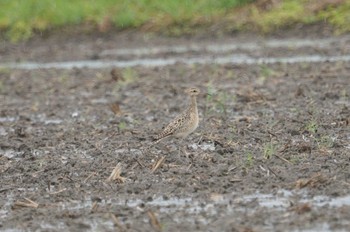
xmin=39 ymin=192 xmax=350 ymax=232
xmin=243 ymin=191 xmax=350 ymax=209
xmin=1 ymin=191 xmax=349 ymax=231
xmin=44 ymin=119 xmax=63 ymax=125
xmin=0 ymin=115 xmax=64 ymax=125
xmin=91 ymin=98 xmax=110 ymax=104
xmin=0 ymin=117 xmax=19 ymax=123
xmin=0 ymin=149 xmax=24 ymax=159
xmin=0 ymin=127 xmax=8 ymax=136
xmin=71 ymin=111 xmax=79 ymax=118
xmin=100 ymin=37 xmax=349 ymax=56
xmin=190 ymin=142 xmax=216 ymax=151
xmin=309 ymin=195 xmax=350 ymax=207
xmin=2 ymin=36 xmax=350 ymax=70
xmin=36 ymin=114 xmax=63 ymax=125
xmin=241 ymin=192 xmax=291 ymax=208
xmin=52 ymin=191 xmax=350 ymax=213
xmin=2 ymin=54 xmax=350 ymax=70
xmin=291 ymin=223 xmax=332 ymax=232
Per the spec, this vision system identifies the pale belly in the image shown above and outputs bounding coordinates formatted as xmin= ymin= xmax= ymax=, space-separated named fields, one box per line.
xmin=174 ymin=118 xmax=199 ymax=139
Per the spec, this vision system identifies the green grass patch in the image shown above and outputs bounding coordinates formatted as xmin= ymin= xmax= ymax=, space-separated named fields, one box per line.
xmin=232 ymin=0 xmax=350 ymax=33
xmin=0 ymin=0 xmax=349 ymax=42
xmin=251 ymin=1 xmax=305 ymax=32
xmin=0 ymin=0 xmax=251 ymax=42
xmin=317 ymin=1 xmax=350 ymax=34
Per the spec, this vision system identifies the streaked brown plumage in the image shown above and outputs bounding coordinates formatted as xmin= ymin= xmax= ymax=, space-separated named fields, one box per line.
xmin=154 ymin=87 xmax=200 ymax=144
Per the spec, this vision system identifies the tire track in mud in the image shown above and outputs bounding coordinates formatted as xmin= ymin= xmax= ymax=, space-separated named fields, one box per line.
xmin=1 ymin=36 xmax=350 ymax=70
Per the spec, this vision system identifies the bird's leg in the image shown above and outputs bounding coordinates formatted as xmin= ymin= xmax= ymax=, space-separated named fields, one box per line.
xmin=178 ymin=138 xmax=190 ymax=158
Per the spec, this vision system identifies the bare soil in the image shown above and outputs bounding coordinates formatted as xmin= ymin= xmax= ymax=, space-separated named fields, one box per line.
xmin=1 ymin=28 xmax=350 ymax=231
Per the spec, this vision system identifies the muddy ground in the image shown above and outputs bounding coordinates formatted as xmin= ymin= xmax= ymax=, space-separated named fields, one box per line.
xmin=0 ymin=28 xmax=350 ymax=231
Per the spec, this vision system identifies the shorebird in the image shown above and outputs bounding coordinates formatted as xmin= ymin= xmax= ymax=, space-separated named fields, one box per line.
xmin=153 ymin=87 xmax=200 ymax=145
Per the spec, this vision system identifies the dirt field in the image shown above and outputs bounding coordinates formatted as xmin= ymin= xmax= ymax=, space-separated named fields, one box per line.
xmin=1 ymin=29 xmax=350 ymax=231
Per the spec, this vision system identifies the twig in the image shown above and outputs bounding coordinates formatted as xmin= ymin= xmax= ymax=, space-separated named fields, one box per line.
xmin=13 ymin=198 xmax=39 ymax=208
xmin=110 ymin=213 xmax=126 ymax=231
xmin=151 ymin=156 xmax=165 ymax=173
xmin=259 ymin=165 xmax=267 ymax=172
xmin=341 ymin=181 xmax=350 ymax=186
xmin=228 ymin=165 xmax=241 ymax=172
xmin=84 ymin=172 xmax=97 ymax=183
xmin=267 ymin=166 xmax=279 ymax=178
xmin=278 ymin=143 xmax=290 ymax=153
xmin=0 ymin=187 xmax=13 ymax=193
xmin=49 ymin=188 xmax=67 ymax=195
xmin=229 ymin=178 xmax=243 ymax=183
xmin=107 ymin=163 xmax=126 ymax=183
xmin=186 ymin=163 xmax=192 ymax=171
xmin=196 ymin=135 xmax=203 ymax=145
xmin=133 ymin=158 xmax=144 ymax=168
xmin=275 ymin=154 xmax=292 ymax=164
xmin=31 ymin=169 xmax=46 ymax=178
xmin=267 ymin=130 xmax=277 ymax=137
xmin=91 ymin=201 xmax=98 ymax=213
xmin=147 ymin=210 xmax=162 ymax=231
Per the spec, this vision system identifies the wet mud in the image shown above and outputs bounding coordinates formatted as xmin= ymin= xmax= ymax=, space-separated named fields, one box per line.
xmin=0 ymin=31 xmax=350 ymax=231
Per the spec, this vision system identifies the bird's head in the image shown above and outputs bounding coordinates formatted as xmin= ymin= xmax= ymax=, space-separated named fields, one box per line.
xmin=185 ymin=87 xmax=200 ymax=96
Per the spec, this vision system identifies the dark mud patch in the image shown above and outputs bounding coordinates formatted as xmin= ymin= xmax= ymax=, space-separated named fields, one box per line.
xmin=1 ymin=34 xmax=350 ymax=231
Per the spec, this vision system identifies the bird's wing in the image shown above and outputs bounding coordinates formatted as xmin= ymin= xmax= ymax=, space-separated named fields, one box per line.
xmin=154 ymin=113 xmax=185 ymax=141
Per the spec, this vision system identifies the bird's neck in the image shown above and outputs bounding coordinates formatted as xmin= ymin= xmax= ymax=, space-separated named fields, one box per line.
xmin=190 ymin=96 xmax=198 ymax=113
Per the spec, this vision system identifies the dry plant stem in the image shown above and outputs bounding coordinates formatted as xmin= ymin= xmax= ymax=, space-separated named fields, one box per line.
xmin=14 ymin=198 xmax=39 ymax=208
xmin=267 ymin=166 xmax=279 ymax=178
xmin=186 ymin=163 xmax=192 ymax=171
xmin=230 ymin=179 xmax=243 ymax=182
xmin=0 ymin=187 xmax=13 ymax=193
xmin=295 ymin=173 xmax=326 ymax=189
xmin=151 ymin=156 xmax=166 ymax=173
xmin=133 ymin=158 xmax=144 ymax=168
xmin=275 ymin=153 xmax=292 ymax=164
xmin=83 ymin=172 xmax=97 ymax=183
xmin=147 ymin=210 xmax=162 ymax=232
xmin=341 ymin=181 xmax=350 ymax=186
xmin=49 ymin=188 xmax=67 ymax=195
xmin=107 ymin=163 xmax=126 ymax=182
xmin=110 ymin=213 xmax=126 ymax=231
xmin=91 ymin=201 xmax=98 ymax=212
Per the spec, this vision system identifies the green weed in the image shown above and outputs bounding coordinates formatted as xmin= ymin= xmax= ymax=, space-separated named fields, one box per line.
xmin=263 ymin=142 xmax=277 ymax=159
xmin=258 ymin=65 xmax=275 ymax=84
xmin=114 ymin=68 xmax=138 ymax=91
xmin=245 ymin=152 xmax=254 ymax=167
xmin=0 ymin=80 xmax=4 ymax=94
xmin=0 ymin=67 xmax=10 ymax=74
xmin=205 ymin=83 xmax=216 ymax=115
xmin=316 ymin=135 xmax=335 ymax=149
xmin=226 ymin=125 xmax=239 ymax=148
xmin=305 ymin=119 xmax=318 ymax=134
xmin=290 ymin=154 xmax=301 ymax=165
xmin=118 ymin=121 xmax=127 ymax=131
xmin=260 ymin=65 xmax=275 ymax=77
xmin=340 ymin=89 xmax=348 ymax=99
xmin=204 ymin=84 xmax=232 ymax=117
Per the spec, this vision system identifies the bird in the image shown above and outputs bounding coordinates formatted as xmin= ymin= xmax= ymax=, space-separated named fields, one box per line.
xmin=153 ymin=87 xmax=200 ymax=144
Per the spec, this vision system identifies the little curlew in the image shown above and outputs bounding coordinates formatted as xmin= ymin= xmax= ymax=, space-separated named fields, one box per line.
xmin=153 ymin=87 xmax=200 ymax=144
